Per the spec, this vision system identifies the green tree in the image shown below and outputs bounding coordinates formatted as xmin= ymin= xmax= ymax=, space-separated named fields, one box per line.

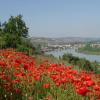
xmin=3 ymin=33 xmax=21 ymax=48
xmin=2 ymin=15 xmax=28 ymax=37
xmin=0 ymin=22 xmax=2 ymax=34
xmin=1 ymin=15 xmax=28 ymax=48
xmin=0 ymin=15 xmax=41 ymax=55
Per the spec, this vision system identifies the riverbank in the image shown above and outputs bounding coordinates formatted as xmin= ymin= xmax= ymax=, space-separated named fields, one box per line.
xmin=77 ymin=47 xmax=100 ymax=55
xmin=46 ymin=49 xmax=100 ymax=62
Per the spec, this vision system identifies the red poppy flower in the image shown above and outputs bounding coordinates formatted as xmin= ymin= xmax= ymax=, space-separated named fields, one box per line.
xmin=42 ymin=83 xmax=49 ymax=89
xmin=83 ymin=80 xmax=95 ymax=87
xmin=94 ymin=85 xmax=100 ymax=91
xmin=76 ymin=87 xmax=89 ymax=96
xmin=33 ymin=75 xmax=40 ymax=81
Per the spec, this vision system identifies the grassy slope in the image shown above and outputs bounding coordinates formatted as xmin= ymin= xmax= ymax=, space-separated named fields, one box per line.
xmin=34 ymin=54 xmax=82 ymax=72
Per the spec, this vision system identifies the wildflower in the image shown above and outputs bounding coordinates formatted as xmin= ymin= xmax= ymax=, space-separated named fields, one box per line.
xmin=15 ymin=88 xmax=21 ymax=93
xmin=93 ymin=85 xmax=100 ymax=91
xmin=33 ymin=75 xmax=40 ymax=81
xmin=83 ymin=80 xmax=95 ymax=87
xmin=43 ymin=83 xmax=50 ymax=89
xmin=76 ymin=87 xmax=89 ymax=96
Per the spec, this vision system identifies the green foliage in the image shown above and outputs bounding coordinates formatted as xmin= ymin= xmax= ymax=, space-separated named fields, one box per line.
xmin=3 ymin=33 xmax=21 ymax=48
xmin=0 ymin=15 xmax=42 ymax=55
xmin=62 ymin=53 xmax=79 ymax=64
xmin=2 ymin=15 xmax=28 ymax=37
xmin=0 ymin=15 xmax=28 ymax=49
xmin=0 ymin=37 xmax=6 ymax=48
xmin=62 ymin=53 xmax=100 ymax=73
xmin=78 ymin=43 xmax=100 ymax=55
xmin=0 ymin=22 xmax=2 ymax=34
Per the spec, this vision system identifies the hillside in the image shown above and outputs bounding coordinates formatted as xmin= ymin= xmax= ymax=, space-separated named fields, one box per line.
xmin=30 ymin=37 xmax=100 ymax=45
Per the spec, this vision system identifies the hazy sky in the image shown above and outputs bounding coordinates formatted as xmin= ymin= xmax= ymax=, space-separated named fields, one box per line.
xmin=0 ymin=0 xmax=100 ymax=37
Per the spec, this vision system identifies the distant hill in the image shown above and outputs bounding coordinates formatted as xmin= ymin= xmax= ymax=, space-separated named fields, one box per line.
xmin=30 ymin=37 xmax=100 ymax=45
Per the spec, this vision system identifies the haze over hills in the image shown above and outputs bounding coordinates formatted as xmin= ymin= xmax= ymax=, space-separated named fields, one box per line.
xmin=30 ymin=37 xmax=100 ymax=45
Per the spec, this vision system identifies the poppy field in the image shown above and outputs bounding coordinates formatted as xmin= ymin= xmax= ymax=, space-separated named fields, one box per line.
xmin=0 ymin=48 xmax=100 ymax=100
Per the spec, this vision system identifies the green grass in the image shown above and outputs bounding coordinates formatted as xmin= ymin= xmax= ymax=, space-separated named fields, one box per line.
xmin=77 ymin=46 xmax=100 ymax=55
xmin=34 ymin=54 xmax=83 ymax=73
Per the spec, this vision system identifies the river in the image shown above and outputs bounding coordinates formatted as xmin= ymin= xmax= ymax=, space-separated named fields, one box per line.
xmin=46 ymin=48 xmax=100 ymax=62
